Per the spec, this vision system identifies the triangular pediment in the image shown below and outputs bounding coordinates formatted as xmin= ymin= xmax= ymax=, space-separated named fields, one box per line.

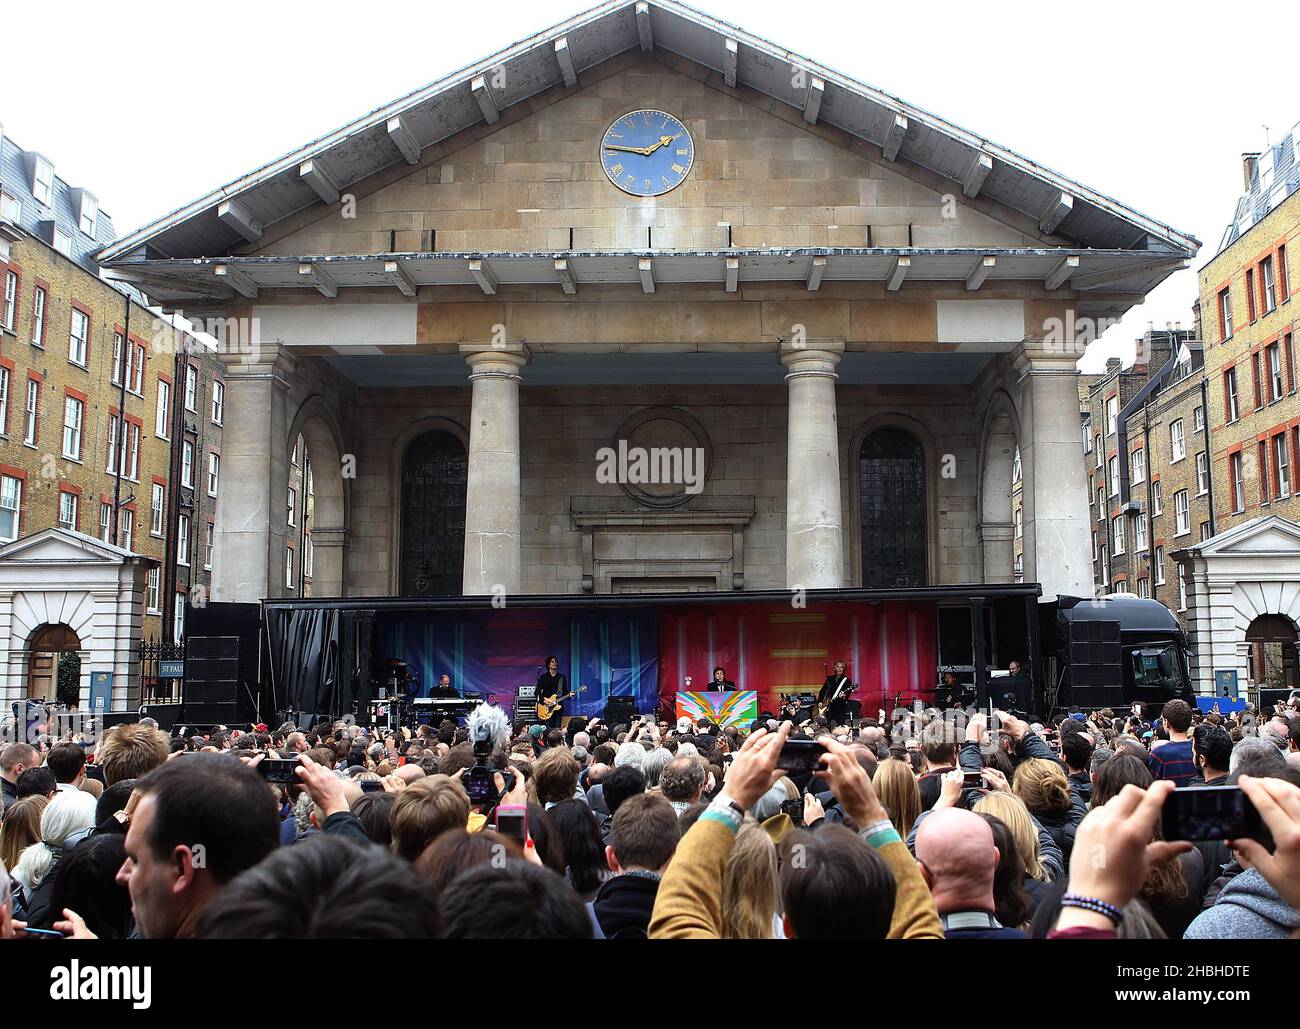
xmin=0 ymin=527 xmax=139 ymax=566
xmin=256 ymin=59 xmax=1046 ymax=260
xmin=98 ymin=0 xmax=1198 ymax=280
xmin=1197 ymin=515 xmax=1300 ymax=557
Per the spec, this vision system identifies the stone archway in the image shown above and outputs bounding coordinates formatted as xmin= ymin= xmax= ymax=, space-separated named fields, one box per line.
xmin=1245 ymin=613 xmax=1299 ymax=692
xmin=977 ymin=390 xmax=1023 ymax=582
xmin=285 ymin=396 xmax=350 ymax=598
xmin=27 ymin=623 xmax=83 ymax=703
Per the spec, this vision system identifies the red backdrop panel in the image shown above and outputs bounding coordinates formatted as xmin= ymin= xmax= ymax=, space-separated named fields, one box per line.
xmin=657 ymin=601 xmax=937 ymax=716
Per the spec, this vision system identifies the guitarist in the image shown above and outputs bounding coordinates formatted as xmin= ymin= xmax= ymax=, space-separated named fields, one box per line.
xmin=817 ymin=661 xmax=853 ymax=726
xmin=536 ymin=656 xmax=568 ymax=730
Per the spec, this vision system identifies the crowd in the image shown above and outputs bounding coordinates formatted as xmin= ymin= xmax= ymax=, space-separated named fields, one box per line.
xmin=2 ymin=694 xmax=1299 ymax=940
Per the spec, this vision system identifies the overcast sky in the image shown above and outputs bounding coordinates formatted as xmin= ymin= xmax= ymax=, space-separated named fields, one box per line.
xmin=4 ymin=0 xmax=1296 ymax=370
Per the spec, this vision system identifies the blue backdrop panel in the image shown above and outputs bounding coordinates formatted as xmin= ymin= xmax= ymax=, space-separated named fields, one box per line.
xmin=378 ymin=606 xmax=659 ymax=719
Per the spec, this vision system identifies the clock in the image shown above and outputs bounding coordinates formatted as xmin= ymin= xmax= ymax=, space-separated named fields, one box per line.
xmin=599 ymin=109 xmax=694 ymax=197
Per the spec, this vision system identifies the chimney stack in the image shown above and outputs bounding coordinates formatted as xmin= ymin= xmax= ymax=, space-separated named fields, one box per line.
xmin=1242 ymin=152 xmax=1261 ymax=191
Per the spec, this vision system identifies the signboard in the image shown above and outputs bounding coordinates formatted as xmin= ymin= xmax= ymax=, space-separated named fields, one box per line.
xmin=159 ymin=660 xmax=185 ymax=679
xmin=1214 ymin=669 xmax=1239 ymax=699
xmin=90 ymin=672 xmax=113 ymax=713
xmin=1196 ymin=696 xmax=1247 ymax=715
xmin=674 ymin=690 xmax=758 ymax=728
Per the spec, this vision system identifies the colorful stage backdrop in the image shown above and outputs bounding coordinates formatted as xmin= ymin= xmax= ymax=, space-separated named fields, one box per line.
xmin=378 ymin=600 xmax=938 ymax=721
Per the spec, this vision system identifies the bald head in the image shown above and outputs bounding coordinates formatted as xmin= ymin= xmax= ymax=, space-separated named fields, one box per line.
xmin=915 ymin=808 xmax=999 ymax=915
xmin=394 ymin=764 xmax=426 ymax=784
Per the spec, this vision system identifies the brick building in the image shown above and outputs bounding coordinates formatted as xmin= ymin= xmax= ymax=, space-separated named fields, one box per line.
xmin=1176 ymin=124 xmax=1300 ymax=696
xmin=0 ymin=127 xmax=225 ymax=710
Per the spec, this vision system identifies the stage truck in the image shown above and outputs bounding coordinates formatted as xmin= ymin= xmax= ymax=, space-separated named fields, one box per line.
xmin=179 ymin=582 xmax=1195 ymax=730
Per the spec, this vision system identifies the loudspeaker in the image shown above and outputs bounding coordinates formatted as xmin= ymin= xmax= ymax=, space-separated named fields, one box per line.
xmin=603 ymin=696 xmax=637 ymax=725
xmin=1067 ymin=618 xmax=1123 ymax=709
xmin=1259 ymin=688 xmax=1294 ymax=712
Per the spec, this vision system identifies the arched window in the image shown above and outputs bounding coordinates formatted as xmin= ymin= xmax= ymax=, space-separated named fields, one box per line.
xmin=399 ymin=431 xmax=467 ymax=596
xmin=859 ymin=426 xmax=928 ymax=588
xmin=1245 ymin=614 xmax=1299 ymax=691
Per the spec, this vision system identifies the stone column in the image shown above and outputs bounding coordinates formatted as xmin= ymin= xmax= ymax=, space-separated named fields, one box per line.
xmin=460 ymin=343 xmax=530 ymax=595
xmin=780 ymin=341 xmax=844 ymax=589
xmin=978 ymin=521 xmax=1016 ymax=581
xmin=1017 ymin=351 xmax=1093 ymax=597
xmin=308 ymin=526 xmax=349 ymax=597
xmin=211 ymin=345 xmax=296 ymax=603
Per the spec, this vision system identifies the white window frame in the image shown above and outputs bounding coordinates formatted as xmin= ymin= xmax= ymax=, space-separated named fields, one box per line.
xmin=1106 ymin=396 xmax=1118 ymax=436
xmin=1170 ymin=419 xmax=1186 ymax=463
xmin=204 ymin=522 xmax=214 ymax=570
xmin=287 ymin=486 xmax=297 ymax=528
xmin=304 ymin=533 xmax=313 ymax=577
xmin=23 ymin=379 xmax=38 ymax=445
xmin=1275 ymin=435 xmax=1291 ymax=498
xmin=1230 ymin=452 xmax=1246 ymax=513
xmin=211 ymin=380 xmax=224 ymax=425
xmin=78 ymin=194 xmax=98 ymax=237
xmin=207 ymin=453 xmax=220 ymax=497
xmin=181 ymin=441 xmax=194 ymax=489
xmin=1193 ymin=404 xmax=1204 ymax=432
xmin=146 ymin=568 xmax=161 ymax=615
xmin=1131 ymin=448 xmax=1145 ymax=485
xmin=1112 ymin=515 xmax=1125 ymax=555
xmin=155 ymin=379 xmax=171 ymax=439
xmin=177 ymin=513 xmax=190 ymax=567
xmin=184 ymin=365 xmax=198 ymax=412
xmin=0 ymin=189 xmax=20 ymax=223
xmin=117 ymin=508 xmax=134 ymax=551
xmin=1155 ymin=547 xmax=1166 ymax=586
xmin=31 ymin=287 xmax=46 ymax=347
xmin=32 ymin=157 xmax=55 ymax=207
xmin=1108 ymin=457 xmax=1119 ymax=497
xmin=1226 ymin=368 xmax=1240 ymax=422
xmin=2 ymin=270 xmax=16 ymax=331
xmin=69 ymin=309 xmax=89 ymax=367
xmin=1174 ymin=489 xmax=1190 ymax=536
xmin=62 ymin=395 xmax=83 ymax=461
xmin=1152 ymin=480 xmax=1162 ymax=516
xmin=1268 ymin=343 xmax=1284 ymax=402
xmin=173 ymin=594 xmax=185 ymax=646
xmin=285 ymin=546 xmax=295 ymax=589
xmin=1220 ymin=289 xmax=1233 ymax=339
xmin=0 ymin=475 xmax=21 ymax=544
xmin=57 ymin=490 xmax=77 ymax=531
xmin=150 ymin=483 xmax=165 ymax=537
xmin=98 ymin=503 xmax=111 ymax=543
xmin=0 ymin=366 xmax=9 ymax=431
xmin=52 ymin=229 xmax=73 ymax=257
xmin=1135 ymin=512 xmax=1147 ymax=552
xmin=1196 ymin=452 xmax=1209 ymax=496
xmin=1261 ymin=256 xmax=1277 ymax=312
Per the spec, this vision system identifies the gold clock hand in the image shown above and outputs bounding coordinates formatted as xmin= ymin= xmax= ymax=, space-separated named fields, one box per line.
xmin=604 ymin=144 xmax=652 ymax=155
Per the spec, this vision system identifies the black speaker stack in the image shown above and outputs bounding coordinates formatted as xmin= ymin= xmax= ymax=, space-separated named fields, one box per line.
xmin=1067 ymin=618 xmax=1124 ymax=710
xmin=602 ymin=695 xmax=637 ymax=726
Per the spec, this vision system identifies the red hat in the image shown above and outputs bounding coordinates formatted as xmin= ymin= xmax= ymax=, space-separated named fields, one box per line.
xmin=254 ymin=723 xmax=268 ymax=733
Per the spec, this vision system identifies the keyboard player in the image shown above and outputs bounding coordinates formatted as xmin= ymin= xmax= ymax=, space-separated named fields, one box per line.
xmin=430 ymin=673 xmax=460 ymax=699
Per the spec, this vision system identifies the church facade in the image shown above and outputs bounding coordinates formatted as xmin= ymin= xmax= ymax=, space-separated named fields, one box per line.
xmin=96 ymin=0 xmax=1198 ymax=608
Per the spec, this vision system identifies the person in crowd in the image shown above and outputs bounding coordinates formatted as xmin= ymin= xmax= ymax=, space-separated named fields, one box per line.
xmin=414 ymin=829 xmax=522 ymax=900
xmin=1013 ymin=758 xmax=1086 ymax=863
xmin=533 ymin=747 xmax=583 ymax=808
xmin=590 ymin=793 xmax=679 ymax=939
xmin=1 ymin=795 xmax=47 ymax=890
xmin=46 ymin=742 xmax=87 ymax=793
xmin=390 ymin=775 xmax=470 ymax=862
xmin=1059 ymin=726 xmax=1094 ymax=803
xmin=76 ymin=754 xmax=283 ymax=940
xmin=440 ymin=860 xmax=594 ymax=938
xmin=96 ymin=723 xmax=170 ymax=786
xmin=872 ymin=757 xmax=921 ymax=840
xmin=650 ymin=723 xmax=941 ymax=939
xmin=1089 ymin=754 xmax=1202 ymax=939
xmin=1147 ymin=699 xmax=1197 ymax=786
xmin=978 ymin=813 xmax=1034 ymax=931
xmin=721 ymin=823 xmax=781 ymax=939
xmin=15 ymin=768 xmax=56 ymax=802
xmin=974 ymin=790 xmax=1062 ymax=910
xmin=917 ymin=719 xmax=960 ymax=811
xmin=547 ymin=798 xmax=608 ymax=901
xmin=660 ymin=756 xmax=707 ymax=815
xmin=20 ymin=789 xmax=98 ymax=928
xmin=1 ymin=744 xmax=40 ymax=811
xmin=48 ymin=833 xmax=132 ymax=939
xmin=915 ymin=806 xmax=1026 ymax=938
xmin=199 ymin=836 xmax=440 ymax=938
xmin=350 ymin=792 xmax=395 ymax=847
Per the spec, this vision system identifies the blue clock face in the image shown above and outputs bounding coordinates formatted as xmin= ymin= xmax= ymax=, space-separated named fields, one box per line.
xmin=600 ymin=109 xmax=694 ymax=197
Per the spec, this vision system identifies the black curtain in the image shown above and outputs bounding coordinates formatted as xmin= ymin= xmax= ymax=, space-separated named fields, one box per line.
xmin=265 ymin=607 xmax=342 ymax=720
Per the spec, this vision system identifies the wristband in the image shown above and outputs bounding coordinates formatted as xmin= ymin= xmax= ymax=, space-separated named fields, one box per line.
xmin=1059 ymin=894 xmax=1123 ymax=925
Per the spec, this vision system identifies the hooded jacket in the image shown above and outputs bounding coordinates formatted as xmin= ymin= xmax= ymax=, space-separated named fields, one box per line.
xmin=1183 ymin=868 xmax=1299 ymax=940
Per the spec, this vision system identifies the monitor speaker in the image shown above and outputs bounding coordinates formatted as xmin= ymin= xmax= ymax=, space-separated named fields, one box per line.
xmin=1067 ymin=618 xmax=1123 ymax=709
xmin=603 ymin=696 xmax=637 ymax=725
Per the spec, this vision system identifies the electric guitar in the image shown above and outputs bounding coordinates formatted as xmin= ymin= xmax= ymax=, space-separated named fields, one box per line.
xmin=535 ymin=684 xmax=588 ymax=721
xmin=812 ymin=679 xmax=856 ymax=718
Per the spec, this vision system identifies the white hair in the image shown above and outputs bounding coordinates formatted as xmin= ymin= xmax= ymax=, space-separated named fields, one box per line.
xmin=40 ymin=790 xmax=97 ymax=849
xmin=642 ymin=747 xmax=674 ymax=787
xmin=675 ymin=741 xmax=699 ymax=759
xmin=613 ymin=741 xmax=645 ymax=770
xmin=15 ymin=841 xmax=53 ymax=892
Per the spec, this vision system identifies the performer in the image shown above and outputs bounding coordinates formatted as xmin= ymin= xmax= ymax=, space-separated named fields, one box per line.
xmin=817 ymin=661 xmax=853 ymax=726
xmin=536 ymin=656 xmax=568 ymax=730
xmin=938 ymin=669 xmax=964 ymax=710
xmin=430 ymin=673 xmax=459 ymax=698
xmin=711 ymin=666 xmax=737 ymax=691
xmin=1004 ymin=658 xmax=1030 ymax=714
